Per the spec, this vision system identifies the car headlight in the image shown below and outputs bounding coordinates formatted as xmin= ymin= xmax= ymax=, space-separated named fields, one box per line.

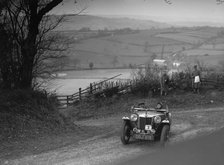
xmin=130 ymin=114 xmax=138 ymax=121
xmin=154 ymin=116 xmax=161 ymax=124
xmin=156 ymin=102 xmax=163 ymax=109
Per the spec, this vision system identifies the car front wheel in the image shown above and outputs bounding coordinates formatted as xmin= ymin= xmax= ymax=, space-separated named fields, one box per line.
xmin=121 ymin=121 xmax=131 ymax=145
xmin=160 ymin=125 xmax=170 ymax=146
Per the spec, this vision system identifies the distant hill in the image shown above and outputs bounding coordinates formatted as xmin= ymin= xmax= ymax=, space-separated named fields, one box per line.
xmin=55 ymin=15 xmax=171 ymax=31
xmin=170 ymin=21 xmax=224 ymax=27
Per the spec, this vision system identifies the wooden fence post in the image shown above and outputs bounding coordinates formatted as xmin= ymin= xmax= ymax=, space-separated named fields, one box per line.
xmin=79 ymin=88 xmax=82 ymax=100
xmin=66 ymin=96 xmax=69 ymax=106
xmin=90 ymin=83 xmax=93 ymax=94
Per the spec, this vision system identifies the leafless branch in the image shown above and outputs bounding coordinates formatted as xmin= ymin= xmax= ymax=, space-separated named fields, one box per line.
xmin=217 ymin=0 xmax=224 ymax=4
xmin=164 ymin=0 xmax=172 ymax=5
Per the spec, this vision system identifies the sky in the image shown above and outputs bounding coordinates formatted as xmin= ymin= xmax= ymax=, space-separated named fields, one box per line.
xmin=52 ymin=0 xmax=224 ymax=23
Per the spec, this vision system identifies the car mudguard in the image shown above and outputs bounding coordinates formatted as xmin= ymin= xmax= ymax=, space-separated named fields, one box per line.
xmin=122 ymin=116 xmax=130 ymax=120
xmin=122 ymin=117 xmax=132 ymax=128
xmin=161 ymin=119 xmax=170 ymax=124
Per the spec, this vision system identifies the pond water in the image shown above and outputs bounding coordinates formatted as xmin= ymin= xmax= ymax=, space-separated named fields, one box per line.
xmin=45 ymin=69 xmax=133 ymax=95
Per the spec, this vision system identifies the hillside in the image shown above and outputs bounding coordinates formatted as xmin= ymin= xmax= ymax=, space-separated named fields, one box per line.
xmin=58 ymin=26 xmax=224 ymax=70
xmin=55 ymin=15 xmax=170 ymax=31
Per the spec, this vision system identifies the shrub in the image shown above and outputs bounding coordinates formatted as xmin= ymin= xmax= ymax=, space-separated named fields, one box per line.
xmin=129 ymin=66 xmax=162 ymax=96
xmin=129 ymin=64 xmax=224 ymax=97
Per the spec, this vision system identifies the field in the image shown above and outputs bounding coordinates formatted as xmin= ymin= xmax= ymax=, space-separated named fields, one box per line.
xmin=47 ymin=27 xmax=224 ymax=94
xmin=59 ymin=27 xmax=224 ymax=70
xmin=46 ymin=27 xmax=224 ymax=95
xmin=46 ymin=69 xmax=132 ymax=95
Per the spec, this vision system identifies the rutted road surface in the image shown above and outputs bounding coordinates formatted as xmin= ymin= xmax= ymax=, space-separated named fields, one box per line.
xmin=2 ymin=107 xmax=224 ymax=165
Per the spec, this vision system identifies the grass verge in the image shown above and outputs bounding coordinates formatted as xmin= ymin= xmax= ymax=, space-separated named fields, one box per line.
xmin=0 ymin=89 xmax=74 ymax=142
xmin=69 ymin=89 xmax=224 ymax=120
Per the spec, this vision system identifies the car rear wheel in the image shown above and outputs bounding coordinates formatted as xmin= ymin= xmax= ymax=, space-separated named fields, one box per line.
xmin=121 ymin=121 xmax=131 ymax=145
xmin=160 ymin=125 xmax=170 ymax=146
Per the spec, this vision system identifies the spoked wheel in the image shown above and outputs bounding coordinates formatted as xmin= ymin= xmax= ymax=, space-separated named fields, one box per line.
xmin=121 ymin=121 xmax=131 ymax=145
xmin=160 ymin=125 xmax=170 ymax=147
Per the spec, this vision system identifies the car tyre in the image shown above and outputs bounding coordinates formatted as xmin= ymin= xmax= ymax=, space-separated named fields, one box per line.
xmin=121 ymin=121 xmax=131 ymax=145
xmin=160 ymin=125 xmax=170 ymax=146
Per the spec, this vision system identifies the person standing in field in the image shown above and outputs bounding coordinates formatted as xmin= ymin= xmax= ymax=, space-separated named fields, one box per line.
xmin=192 ymin=65 xmax=201 ymax=93
xmin=161 ymin=72 xmax=169 ymax=96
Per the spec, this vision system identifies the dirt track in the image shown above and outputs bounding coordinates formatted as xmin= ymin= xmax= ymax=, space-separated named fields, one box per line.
xmin=1 ymin=107 xmax=224 ymax=165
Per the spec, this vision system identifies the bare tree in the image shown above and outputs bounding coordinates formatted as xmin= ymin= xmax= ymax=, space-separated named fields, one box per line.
xmin=217 ymin=0 xmax=224 ymax=4
xmin=0 ymin=0 xmax=14 ymax=89
xmin=0 ymin=0 xmax=79 ymax=89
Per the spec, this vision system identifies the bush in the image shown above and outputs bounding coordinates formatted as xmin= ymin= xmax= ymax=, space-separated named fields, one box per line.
xmin=129 ymin=66 xmax=162 ymax=96
xmin=129 ymin=65 xmax=224 ymax=97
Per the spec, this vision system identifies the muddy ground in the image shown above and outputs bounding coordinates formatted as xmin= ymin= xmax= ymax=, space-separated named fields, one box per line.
xmin=1 ymin=107 xmax=224 ymax=165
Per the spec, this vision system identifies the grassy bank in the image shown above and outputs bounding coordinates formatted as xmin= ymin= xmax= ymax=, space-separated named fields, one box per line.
xmin=69 ymin=89 xmax=224 ymax=120
xmin=1 ymin=88 xmax=224 ymax=142
xmin=0 ymin=90 xmax=74 ymax=142
xmin=0 ymin=88 xmax=223 ymax=161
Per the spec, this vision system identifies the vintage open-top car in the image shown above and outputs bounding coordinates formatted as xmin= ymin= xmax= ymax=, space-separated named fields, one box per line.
xmin=121 ymin=102 xmax=171 ymax=145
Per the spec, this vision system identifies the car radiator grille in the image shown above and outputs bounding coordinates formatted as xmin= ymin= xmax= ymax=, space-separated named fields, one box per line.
xmin=139 ymin=117 xmax=153 ymax=130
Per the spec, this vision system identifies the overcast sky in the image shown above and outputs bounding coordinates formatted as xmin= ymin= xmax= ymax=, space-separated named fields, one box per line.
xmin=52 ymin=0 xmax=224 ymax=23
